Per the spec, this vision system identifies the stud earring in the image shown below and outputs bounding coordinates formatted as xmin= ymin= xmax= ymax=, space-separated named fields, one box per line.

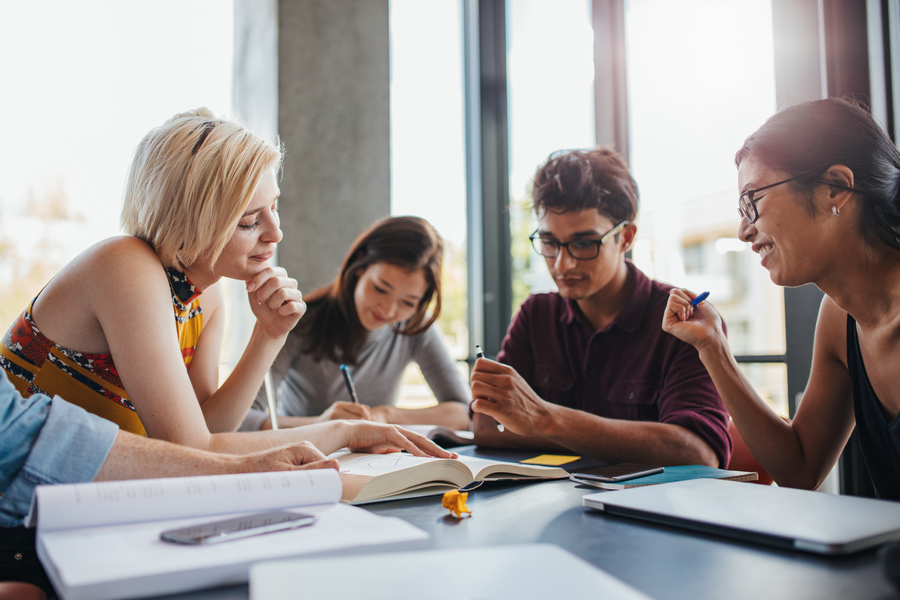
xmin=832 ymin=205 xmax=840 ymax=217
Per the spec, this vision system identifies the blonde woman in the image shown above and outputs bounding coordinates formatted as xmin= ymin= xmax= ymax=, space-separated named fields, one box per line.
xmin=0 ymin=109 xmax=450 ymax=460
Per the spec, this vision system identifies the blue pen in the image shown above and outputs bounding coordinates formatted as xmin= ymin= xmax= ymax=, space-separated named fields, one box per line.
xmin=339 ymin=364 xmax=360 ymax=404
xmin=691 ymin=291 xmax=710 ymax=307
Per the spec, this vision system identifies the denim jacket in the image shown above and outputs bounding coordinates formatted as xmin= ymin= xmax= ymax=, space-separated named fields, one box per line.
xmin=0 ymin=371 xmax=118 ymax=527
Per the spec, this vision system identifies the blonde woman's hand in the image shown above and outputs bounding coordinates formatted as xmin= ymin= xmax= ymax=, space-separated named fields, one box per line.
xmin=341 ymin=422 xmax=456 ymax=458
xmin=239 ymin=441 xmax=340 ymax=472
xmin=246 ymin=266 xmax=307 ymax=339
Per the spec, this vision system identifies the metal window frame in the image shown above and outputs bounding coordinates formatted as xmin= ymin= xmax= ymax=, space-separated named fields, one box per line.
xmin=464 ymin=0 xmax=512 ymax=360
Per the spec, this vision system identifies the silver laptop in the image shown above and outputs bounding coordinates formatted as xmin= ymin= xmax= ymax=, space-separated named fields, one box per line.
xmin=583 ymin=478 xmax=900 ymax=555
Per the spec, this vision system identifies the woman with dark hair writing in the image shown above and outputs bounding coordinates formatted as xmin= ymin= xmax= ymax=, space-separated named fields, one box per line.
xmin=242 ymin=216 xmax=470 ymax=431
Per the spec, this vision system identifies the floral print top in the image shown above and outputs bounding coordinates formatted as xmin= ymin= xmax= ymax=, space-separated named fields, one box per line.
xmin=0 ymin=267 xmax=203 ymax=435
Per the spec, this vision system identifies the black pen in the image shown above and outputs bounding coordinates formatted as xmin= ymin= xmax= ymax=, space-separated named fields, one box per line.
xmin=474 ymin=345 xmax=504 ymax=432
xmin=340 ymin=364 xmax=360 ymax=404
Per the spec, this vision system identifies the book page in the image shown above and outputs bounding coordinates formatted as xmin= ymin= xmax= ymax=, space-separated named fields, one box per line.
xmin=458 ymin=456 xmax=568 ymax=480
xmin=335 ymin=452 xmax=469 ymax=478
xmin=31 ymin=469 xmax=341 ymax=532
xmin=334 ymin=452 xmax=474 ymax=502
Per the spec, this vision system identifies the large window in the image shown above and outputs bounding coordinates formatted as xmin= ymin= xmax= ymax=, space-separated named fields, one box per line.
xmin=0 ymin=0 xmax=236 ymax=369
xmin=507 ymin=0 xmax=596 ymax=309
xmin=624 ymin=0 xmax=787 ymax=415
xmin=389 ymin=0 xmax=468 ymax=406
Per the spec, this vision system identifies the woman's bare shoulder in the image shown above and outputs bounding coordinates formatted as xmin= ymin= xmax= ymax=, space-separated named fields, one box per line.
xmin=87 ymin=235 xmax=160 ymax=265
xmin=815 ymin=295 xmax=849 ymax=365
xmin=48 ymin=237 xmax=168 ymax=302
xmin=32 ymin=237 xmax=170 ymax=352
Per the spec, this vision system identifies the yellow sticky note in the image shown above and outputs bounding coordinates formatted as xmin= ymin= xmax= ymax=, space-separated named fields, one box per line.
xmin=521 ymin=454 xmax=581 ymax=466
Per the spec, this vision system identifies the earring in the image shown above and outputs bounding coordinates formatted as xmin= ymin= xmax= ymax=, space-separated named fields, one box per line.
xmin=832 ymin=205 xmax=840 ymax=217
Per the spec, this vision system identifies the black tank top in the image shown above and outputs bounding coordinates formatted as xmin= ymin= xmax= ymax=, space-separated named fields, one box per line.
xmin=846 ymin=315 xmax=900 ymax=500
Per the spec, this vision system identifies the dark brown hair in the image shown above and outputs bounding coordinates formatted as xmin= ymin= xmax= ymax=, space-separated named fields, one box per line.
xmin=736 ymin=97 xmax=900 ymax=250
xmin=297 ymin=216 xmax=444 ymax=364
xmin=531 ymin=147 xmax=639 ymax=223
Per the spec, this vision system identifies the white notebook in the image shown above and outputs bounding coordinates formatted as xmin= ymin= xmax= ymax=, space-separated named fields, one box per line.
xmin=583 ymin=478 xmax=900 ymax=555
xmin=29 ymin=470 xmax=428 ymax=600
xmin=250 ymin=544 xmax=651 ymax=600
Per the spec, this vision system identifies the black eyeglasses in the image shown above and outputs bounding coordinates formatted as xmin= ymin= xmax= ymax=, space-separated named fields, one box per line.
xmin=738 ymin=176 xmax=800 ymax=224
xmin=529 ymin=221 xmax=628 ymax=260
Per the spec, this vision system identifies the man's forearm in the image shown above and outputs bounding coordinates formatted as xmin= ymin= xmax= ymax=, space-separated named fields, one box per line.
xmin=540 ymin=406 xmax=718 ymax=466
xmin=474 ymin=408 xmax=717 ymax=465
xmin=471 ymin=413 xmax=569 ymax=451
xmin=94 ymin=430 xmax=242 ymax=481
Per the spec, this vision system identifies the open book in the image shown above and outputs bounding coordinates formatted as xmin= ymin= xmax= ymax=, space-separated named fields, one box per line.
xmin=336 ymin=451 xmax=569 ymax=504
xmin=27 ymin=469 xmax=428 ymax=600
xmin=572 ymin=465 xmax=758 ymax=490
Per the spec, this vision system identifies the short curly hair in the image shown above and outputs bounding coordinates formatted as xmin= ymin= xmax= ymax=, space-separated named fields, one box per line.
xmin=531 ymin=147 xmax=639 ymax=223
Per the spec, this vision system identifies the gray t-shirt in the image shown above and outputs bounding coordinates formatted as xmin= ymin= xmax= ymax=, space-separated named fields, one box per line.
xmin=240 ymin=322 xmax=469 ymax=431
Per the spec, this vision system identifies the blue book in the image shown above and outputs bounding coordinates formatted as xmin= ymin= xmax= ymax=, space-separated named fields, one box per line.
xmin=573 ymin=465 xmax=758 ymax=490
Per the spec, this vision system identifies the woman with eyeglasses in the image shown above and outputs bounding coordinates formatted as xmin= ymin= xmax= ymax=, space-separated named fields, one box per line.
xmin=0 ymin=108 xmax=453 ymax=461
xmin=663 ymin=97 xmax=900 ymax=500
xmin=240 ymin=216 xmax=470 ymax=432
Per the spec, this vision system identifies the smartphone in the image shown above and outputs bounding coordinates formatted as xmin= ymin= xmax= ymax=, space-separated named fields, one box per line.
xmin=160 ymin=510 xmax=316 ymax=545
xmin=569 ymin=463 xmax=664 ymax=484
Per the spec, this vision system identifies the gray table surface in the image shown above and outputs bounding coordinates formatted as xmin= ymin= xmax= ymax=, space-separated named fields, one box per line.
xmin=157 ymin=448 xmax=898 ymax=600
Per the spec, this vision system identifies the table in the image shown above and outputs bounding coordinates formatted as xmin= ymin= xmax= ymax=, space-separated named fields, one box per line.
xmin=159 ymin=448 xmax=896 ymax=599
xmin=368 ymin=479 xmax=891 ymax=600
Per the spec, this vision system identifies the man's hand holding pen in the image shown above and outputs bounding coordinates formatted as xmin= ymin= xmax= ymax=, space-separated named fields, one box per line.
xmin=470 ymin=349 xmax=557 ymax=438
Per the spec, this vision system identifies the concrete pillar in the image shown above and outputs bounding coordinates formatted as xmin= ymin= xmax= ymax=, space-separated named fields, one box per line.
xmin=279 ymin=0 xmax=390 ymax=293
xmin=233 ymin=0 xmax=390 ymax=295
xmin=231 ymin=0 xmax=389 ymax=368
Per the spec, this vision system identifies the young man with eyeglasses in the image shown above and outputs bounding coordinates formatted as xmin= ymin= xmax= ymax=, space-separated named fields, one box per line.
xmin=470 ymin=148 xmax=732 ymax=468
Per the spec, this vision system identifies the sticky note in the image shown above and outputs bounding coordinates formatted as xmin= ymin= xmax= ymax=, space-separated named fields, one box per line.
xmin=521 ymin=454 xmax=581 ymax=466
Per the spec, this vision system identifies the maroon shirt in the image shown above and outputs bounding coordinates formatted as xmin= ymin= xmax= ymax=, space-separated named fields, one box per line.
xmin=497 ymin=261 xmax=732 ymax=467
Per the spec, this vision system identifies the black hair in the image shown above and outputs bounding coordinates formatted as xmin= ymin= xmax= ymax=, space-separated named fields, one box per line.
xmin=736 ymin=97 xmax=900 ymax=250
xmin=531 ymin=147 xmax=639 ymax=223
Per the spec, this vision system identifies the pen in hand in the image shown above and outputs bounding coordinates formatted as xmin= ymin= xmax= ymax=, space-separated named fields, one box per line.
xmin=339 ymin=364 xmax=360 ymax=404
xmin=691 ymin=291 xmax=710 ymax=307
xmin=474 ymin=345 xmax=504 ymax=432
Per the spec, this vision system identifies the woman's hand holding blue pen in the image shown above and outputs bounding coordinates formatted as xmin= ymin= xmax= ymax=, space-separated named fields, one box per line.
xmin=662 ymin=288 xmax=726 ymax=354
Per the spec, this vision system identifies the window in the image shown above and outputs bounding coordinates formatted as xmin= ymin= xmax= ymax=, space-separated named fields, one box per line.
xmin=390 ymin=0 xmax=469 ymax=406
xmin=625 ymin=0 xmax=787 ymax=414
xmin=507 ymin=0 xmax=596 ymax=309
xmin=0 ymin=0 xmax=236 ymax=372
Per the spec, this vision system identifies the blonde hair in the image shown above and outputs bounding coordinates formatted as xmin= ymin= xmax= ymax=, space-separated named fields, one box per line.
xmin=121 ymin=108 xmax=283 ymax=269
